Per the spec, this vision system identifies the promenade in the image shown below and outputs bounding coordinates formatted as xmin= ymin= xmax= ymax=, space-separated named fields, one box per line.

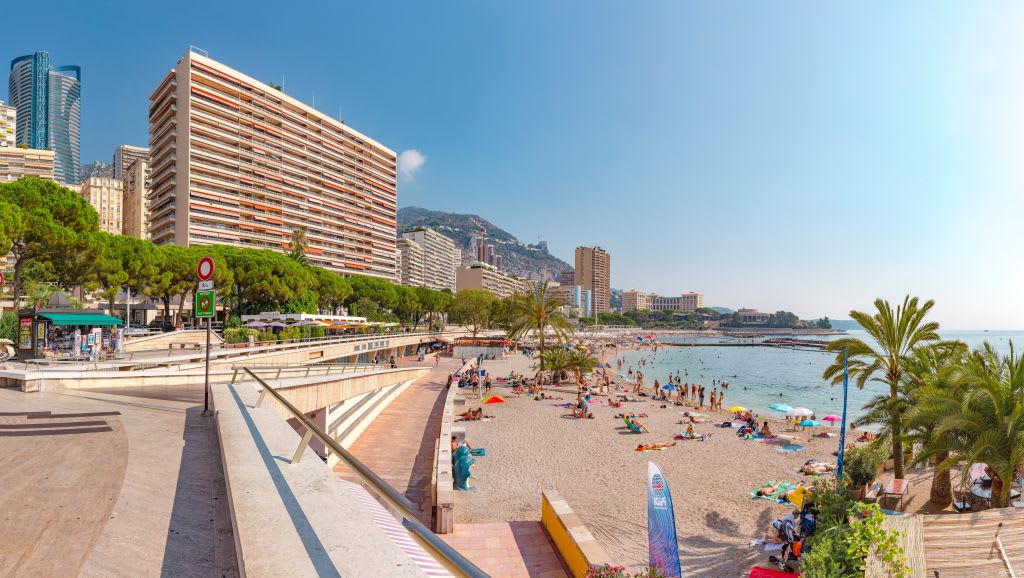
xmin=0 ymin=384 xmax=236 ymax=577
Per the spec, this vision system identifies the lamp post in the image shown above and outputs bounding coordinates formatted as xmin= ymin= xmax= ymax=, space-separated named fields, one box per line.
xmin=836 ymin=346 xmax=850 ymax=487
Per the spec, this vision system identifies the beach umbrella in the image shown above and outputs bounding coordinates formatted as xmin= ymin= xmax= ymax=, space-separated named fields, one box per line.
xmin=243 ymin=321 xmax=267 ymax=328
xmin=483 ymin=395 xmax=505 ymax=404
xmin=265 ymin=321 xmax=288 ymax=328
xmin=768 ymin=403 xmax=792 ymax=413
xmin=293 ymin=319 xmax=324 ymax=327
xmin=662 ymin=383 xmax=676 ymax=390
xmin=785 ymin=407 xmax=814 ymax=418
xmin=821 ymin=414 xmax=842 ymax=428
xmin=727 ymin=406 xmax=747 ymax=413
xmin=798 ymin=419 xmax=820 ymax=427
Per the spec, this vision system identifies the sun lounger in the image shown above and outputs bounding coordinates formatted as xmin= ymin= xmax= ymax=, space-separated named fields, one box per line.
xmin=882 ymin=479 xmax=910 ymax=510
xmin=863 ymin=481 xmax=884 ymax=503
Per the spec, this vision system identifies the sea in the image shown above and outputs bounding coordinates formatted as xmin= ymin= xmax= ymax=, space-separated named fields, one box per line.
xmin=617 ymin=330 xmax=1024 ymax=424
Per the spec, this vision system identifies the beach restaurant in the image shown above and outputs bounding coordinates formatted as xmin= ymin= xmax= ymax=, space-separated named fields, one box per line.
xmin=16 ymin=309 xmax=124 ymax=361
xmin=452 ymin=337 xmax=508 ymax=360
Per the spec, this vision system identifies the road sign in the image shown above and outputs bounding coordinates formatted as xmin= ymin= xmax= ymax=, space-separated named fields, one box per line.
xmin=197 ymin=256 xmax=215 ymax=281
xmin=198 ymin=280 xmax=214 ymax=291
xmin=196 ymin=290 xmax=215 ymax=318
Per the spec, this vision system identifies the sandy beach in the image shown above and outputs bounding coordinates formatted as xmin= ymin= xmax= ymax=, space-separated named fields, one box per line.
xmin=452 ymin=350 xmax=843 ymax=578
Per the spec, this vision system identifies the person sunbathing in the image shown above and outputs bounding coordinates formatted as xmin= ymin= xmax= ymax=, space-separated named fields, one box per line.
xmin=616 ymin=412 xmax=648 ymax=418
xmin=636 ymin=442 xmax=676 ymax=451
xmin=458 ymin=408 xmax=493 ymax=421
xmin=799 ymin=463 xmax=835 ymax=475
xmin=761 ymin=422 xmax=774 ymax=438
xmin=626 ymin=416 xmax=650 ymax=432
xmin=757 ymin=484 xmax=781 ymax=497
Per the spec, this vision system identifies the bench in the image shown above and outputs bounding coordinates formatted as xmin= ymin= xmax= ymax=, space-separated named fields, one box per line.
xmin=863 ymin=481 xmax=884 ymax=503
xmin=168 ymin=342 xmax=203 ymax=351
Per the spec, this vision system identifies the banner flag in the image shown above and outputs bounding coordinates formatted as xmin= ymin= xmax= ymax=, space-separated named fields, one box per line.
xmin=647 ymin=461 xmax=682 ymax=577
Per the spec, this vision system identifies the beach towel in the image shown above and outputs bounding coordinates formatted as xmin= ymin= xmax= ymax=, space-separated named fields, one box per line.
xmin=635 ymin=446 xmax=670 ymax=452
xmin=751 ymin=482 xmax=795 ymax=501
xmin=470 ymin=448 xmax=486 ymax=457
xmin=748 ymin=481 xmax=778 ymax=498
xmin=777 ymin=444 xmax=804 ymax=453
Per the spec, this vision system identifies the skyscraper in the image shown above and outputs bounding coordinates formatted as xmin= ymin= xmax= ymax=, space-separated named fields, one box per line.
xmin=574 ymin=246 xmax=610 ymax=314
xmin=113 ymin=144 xmax=149 ymax=179
xmin=147 ymin=49 xmax=398 ymax=279
xmin=8 ymin=51 xmax=81 ymax=184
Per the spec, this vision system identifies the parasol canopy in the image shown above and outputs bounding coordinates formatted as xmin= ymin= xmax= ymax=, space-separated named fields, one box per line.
xmin=728 ymin=406 xmax=747 ymax=413
xmin=662 ymin=384 xmax=676 ymax=390
xmin=243 ymin=321 xmax=267 ymax=328
xmin=483 ymin=395 xmax=505 ymax=404
xmin=785 ymin=407 xmax=814 ymax=418
xmin=768 ymin=403 xmax=792 ymax=412
xmin=798 ymin=419 xmax=820 ymax=427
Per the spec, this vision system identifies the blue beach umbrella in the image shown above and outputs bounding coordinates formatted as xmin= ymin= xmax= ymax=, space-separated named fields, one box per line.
xmin=662 ymin=384 xmax=676 ymax=391
xmin=798 ymin=419 xmax=820 ymax=427
xmin=769 ymin=403 xmax=792 ymax=412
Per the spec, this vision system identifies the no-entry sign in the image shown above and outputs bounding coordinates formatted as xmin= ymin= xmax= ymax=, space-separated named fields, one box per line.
xmin=197 ymin=256 xmax=215 ymax=281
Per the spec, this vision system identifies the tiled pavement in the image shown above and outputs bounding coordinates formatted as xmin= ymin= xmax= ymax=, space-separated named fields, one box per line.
xmin=441 ymin=522 xmax=568 ymax=578
xmin=334 ymin=357 xmax=454 ymax=523
xmin=334 ymin=357 xmax=569 ymax=577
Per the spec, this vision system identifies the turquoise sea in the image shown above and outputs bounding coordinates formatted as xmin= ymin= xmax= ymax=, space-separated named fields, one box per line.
xmin=617 ymin=330 xmax=1024 ymax=424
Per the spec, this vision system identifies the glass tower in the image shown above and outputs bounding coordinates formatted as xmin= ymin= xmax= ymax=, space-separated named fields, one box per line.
xmin=8 ymin=51 xmax=81 ymax=184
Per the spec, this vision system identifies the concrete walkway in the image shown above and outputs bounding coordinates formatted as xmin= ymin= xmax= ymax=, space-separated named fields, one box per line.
xmin=0 ymin=384 xmax=237 ymax=577
xmin=334 ymin=356 xmax=455 ymax=524
xmin=441 ymin=522 xmax=568 ymax=578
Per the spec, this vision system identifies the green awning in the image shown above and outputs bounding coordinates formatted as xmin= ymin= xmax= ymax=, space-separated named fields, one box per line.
xmin=39 ymin=313 xmax=124 ymax=326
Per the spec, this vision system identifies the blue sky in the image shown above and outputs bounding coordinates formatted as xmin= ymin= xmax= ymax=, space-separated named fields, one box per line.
xmin=5 ymin=1 xmax=1023 ymax=328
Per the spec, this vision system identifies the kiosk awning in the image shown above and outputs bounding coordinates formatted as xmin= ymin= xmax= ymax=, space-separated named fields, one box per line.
xmin=39 ymin=313 xmax=124 ymax=326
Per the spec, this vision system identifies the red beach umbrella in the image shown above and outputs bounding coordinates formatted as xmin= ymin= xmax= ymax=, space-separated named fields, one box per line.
xmin=483 ymin=395 xmax=505 ymax=404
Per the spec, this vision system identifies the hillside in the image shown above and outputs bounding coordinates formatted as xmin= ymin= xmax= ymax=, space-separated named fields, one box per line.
xmin=397 ymin=206 xmax=572 ymax=281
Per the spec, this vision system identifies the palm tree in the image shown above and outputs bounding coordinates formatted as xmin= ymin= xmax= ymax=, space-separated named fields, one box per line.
xmin=823 ymin=296 xmax=940 ymax=480
xmin=540 ymin=348 xmax=572 ymax=384
xmin=287 ymin=228 xmax=308 ymax=265
xmin=506 ymin=284 xmax=574 ymax=374
xmin=913 ymin=342 xmax=1024 ymax=508
xmin=25 ymin=282 xmax=57 ymax=312
xmin=902 ymin=341 xmax=969 ymax=506
xmin=568 ymin=349 xmax=598 ymax=380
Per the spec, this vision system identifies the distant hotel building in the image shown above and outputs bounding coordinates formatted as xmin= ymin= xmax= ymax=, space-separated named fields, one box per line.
xmin=147 ymin=49 xmax=398 ymax=279
xmin=0 ymin=146 xmax=55 ymax=181
xmin=575 ymin=246 xmax=610 ymax=314
xmin=0 ymin=102 xmax=15 ymax=148
xmin=735 ymin=308 xmax=770 ymax=324
xmin=552 ymin=283 xmax=592 ymax=318
xmin=621 ymin=290 xmax=705 ymax=313
xmin=122 ymin=159 xmax=150 ymax=239
xmin=80 ymin=176 xmax=124 ymax=234
xmin=456 ymin=263 xmax=527 ymax=298
xmin=113 ymin=144 xmax=149 ymax=179
xmin=399 ymin=227 xmax=458 ymax=292
xmin=8 ymin=51 xmax=81 ymax=184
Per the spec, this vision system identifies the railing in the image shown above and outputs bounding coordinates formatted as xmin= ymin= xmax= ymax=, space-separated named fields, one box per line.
xmin=243 ymin=368 xmax=488 ymax=578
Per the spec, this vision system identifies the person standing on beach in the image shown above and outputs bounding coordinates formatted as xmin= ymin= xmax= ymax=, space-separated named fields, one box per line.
xmin=718 ymin=390 xmax=725 ymax=411
xmin=698 ymin=385 xmax=705 ymax=408
xmin=709 ymin=390 xmax=717 ymax=412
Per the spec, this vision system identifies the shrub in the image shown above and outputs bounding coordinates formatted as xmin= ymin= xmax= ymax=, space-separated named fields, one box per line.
xmin=278 ymin=326 xmax=301 ymax=341
xmin=256 ymin=331 xmax=277 ymax=342
xmin=225 ymin=315 xmax=242 ymax=329
xmin=300 ymin=325 xmax=325 ymax=339
xmin=586 ymin=565 xmax=665 ymax=578
xmin=224 ymin=328 xmax=253 ymax=344
xmin=0 ymin=312 xmax=17 ymax=342
xmin=843 ymin=443 xmax=887 ymax=490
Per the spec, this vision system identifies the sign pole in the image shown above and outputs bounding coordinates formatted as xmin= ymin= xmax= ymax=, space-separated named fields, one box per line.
xmin=204 ymin=313 xmax=211 ymax=416
xmin=836 ymin=346 xmax=850 ymax=488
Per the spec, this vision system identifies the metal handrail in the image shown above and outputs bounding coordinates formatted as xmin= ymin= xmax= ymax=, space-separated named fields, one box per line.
xmin=242 ymin=368 xmax=488 ymax=578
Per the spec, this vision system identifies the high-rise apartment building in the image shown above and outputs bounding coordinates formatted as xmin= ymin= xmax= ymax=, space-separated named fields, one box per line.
xmin=147 ymin=49 xmax=398 ymax=279
xmin=0 ymin=102 xmax=15 ymax=148
xmin=80 ymin=176 xmax=124 ymax=234
xmin=401 ymin=227 xmax=458 ymax=292
xmin=122 ymin=159 xmax=150 ymax=239
xmin=113 ymin=144 xmax=149 ymax=179
xmin=456 ymin=263 xmax=527 ymax=298
xmin=0 ymin=146 xmax=55 ymax=181
xmin=396 ymin=238 xmax=425 ymax=287
xmin=574 ymin=246 xmax=610 ymax=314
xmin=8 ymin=52 xmax=81 ymax=184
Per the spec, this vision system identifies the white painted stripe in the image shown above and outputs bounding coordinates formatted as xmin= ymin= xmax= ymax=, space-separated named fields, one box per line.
xmin=342 ymin=480 xmax=454 ymax=577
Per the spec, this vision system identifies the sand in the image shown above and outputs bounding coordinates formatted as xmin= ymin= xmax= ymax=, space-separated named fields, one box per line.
xmin=453 ymin=351 xmax=842 ymax=578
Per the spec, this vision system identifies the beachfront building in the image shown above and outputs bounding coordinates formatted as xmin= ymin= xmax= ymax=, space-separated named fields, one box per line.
xmin=396 ymin=238 xmax=425 ymax=287
xmin=0 ymin=146 xmax=55 ymax=182
xmin=456 ymin=263 xmax=526 ymax=298
xmin=147 ymin=49 xmax=398 ymax=280
xmin=0 ymin=102 xmax=15 ymax=148
xmin=736 ymin=308 xmax=770 ymax=324
xmin=575 ymin=246 xmax=610 ymax=314
xmin=80 ymin=177 xmax=124 ymax=234
xmin=122 ymin=159 xmax=150 ymax=239
xmin=8 ymin=51 xmax=81 ymax=184
xmin=401 ymin=227 xmax=458 ymax=292
xmin=551 ymin=283 xmax=592 ymax=318
xmin=113 ymin=144 xmax=149 ymax=179
xmin=621 ymin=290 xmax=705 ymax=313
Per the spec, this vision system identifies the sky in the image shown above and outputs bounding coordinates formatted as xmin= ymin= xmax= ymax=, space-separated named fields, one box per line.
xmin=4 ymin=1 xmax=1023 ymax=328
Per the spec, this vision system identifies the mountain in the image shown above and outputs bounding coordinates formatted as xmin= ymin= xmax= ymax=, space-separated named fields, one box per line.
xmin=79 ymin=160 xmax=113 ymax=181
xmin=828 ymin=319 xmax=861 ymax=331
xmin=397 ymin=206 xmax=572 ymax=281
xmin=709 ymin=306 xmax=734 ymax=315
